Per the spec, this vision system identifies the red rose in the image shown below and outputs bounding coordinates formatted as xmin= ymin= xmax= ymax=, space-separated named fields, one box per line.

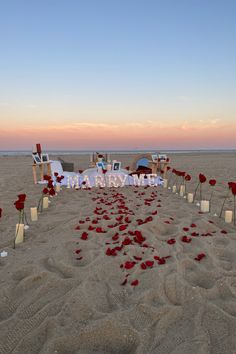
xmin=47 ymin=180 xmax=54 ymax=189
xmin=228 ymin=181 xmax=236 ymax=190
xmin=209 ymin=179 xmax=216 ymax=186
xmin=54 ymin=172 xmax=59 ymax=177
xmin=17 ymin=194 xmax=26 ymax=202
xmin=49 ymin=188 xmax=55 ymax=196
xmin=43 ymin=188 xmax=48 ymax=194
xmin=185 ymin=174 xmax=191 ymax=181
xmin=199 ymin=174 xmax=206 ymax=183
xmin=232 ymin=185 xmax=236 ymax=195
xmin=43 ymin=175 xmax=51 ymax=181
xmin=0 ymin=208 xmax=2 ymax=218
xmin=14 ymin=200 xmax=24 ymax=210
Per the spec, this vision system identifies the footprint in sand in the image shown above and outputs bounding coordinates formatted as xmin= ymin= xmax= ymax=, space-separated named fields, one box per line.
xmin=214 ymin=248 xmax=235 ymax=271
xmin=43 ymin=256 xmax=76 ymax=278
xmin=44 ymin=319 xmax=139 ymax=354
xmin=181 ymin=259 xmax=215 ymax=289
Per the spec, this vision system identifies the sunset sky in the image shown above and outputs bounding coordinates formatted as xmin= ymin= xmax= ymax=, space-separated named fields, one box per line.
xmin=0 ymin=0 xmax=236 ymax=150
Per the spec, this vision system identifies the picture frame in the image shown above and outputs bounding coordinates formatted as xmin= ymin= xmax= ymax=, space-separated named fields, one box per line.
xmin=32 ymin=153 xmax=42 ymax=164
xmin=151 ymin=154 xmax=158 ymax=162
xmin=112 ymin=161 xmax=121 ymax=171
xmin=41 ymin=153 xmax=50 ymax=163
xmin=158 ymin=154 xmax=167 ymax=161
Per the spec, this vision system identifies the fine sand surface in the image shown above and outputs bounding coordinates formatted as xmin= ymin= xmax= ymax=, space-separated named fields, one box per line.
xmin=0 ymin=152 xmax=236 ymax=354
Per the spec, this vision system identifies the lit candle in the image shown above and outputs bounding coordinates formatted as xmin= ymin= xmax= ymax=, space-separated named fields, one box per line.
xmin=179 ymin=185 xmax=185 ymax=197
xmin=43 ymin=196 xmax=49 ymax=209
xmin=163 ymin=179 xmax=168 ymax=188
xmin=187 ymin=193 xmax=194 ymax=203
xmin=200 ymin=200 xmax=209 ymax=213
xmin=225 ymin=210 xmax=233 ymax=223
xmin=15 ymin=224 xmax=24 ymax=245
xmin=30 ymin=207 xmax=38 ymax=221
xmin=56 ymin=183 xmax=61 ymax=192
xmin=172 ymin=185 xmax=177 ymax=193
xmin=67 ymin=176 xmax=70 ymax=188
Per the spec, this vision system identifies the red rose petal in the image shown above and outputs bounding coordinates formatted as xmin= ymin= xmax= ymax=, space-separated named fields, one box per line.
xmin=81 ymin=232 xmax=88 ymax=240
xmin=167 ymin=238 xmax=176 ymax=245
xmin=131 ymin=279 xmax=139 ymax=286
xmin=124 ymin=261 xmax=136 ymax=269
xmin=181 ymin=236 xmax=192 ymax=243
xmin=145 ymin=260 xmax=154 ymax=267
xmin=121 ymin=278 xmax=127 ymax=286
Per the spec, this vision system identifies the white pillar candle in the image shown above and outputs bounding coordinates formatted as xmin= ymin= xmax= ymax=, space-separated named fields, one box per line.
xmin=56 ymin=183 xmax=61 ymax=192
xmin=15 ymin=224 xmax=24 ymax=244
xmin=225 ymin=210 xmax=233 ymax=223
xmin=30 ymin=207 xmax=38 ymax=221
xmin=163 ymin=179 xmax=168 ymax=188
xmin=43 ymin=196 xmax=49 ymax=209
xmin=187 ymin=193 xmax=194 ymax=203
xmin=179 ymin=184 xmax=185 ymax=197
xmin=200 ymin=200 xmax=209 ymax=213
xmin=172 ymin=185 xmax=177 ymax=193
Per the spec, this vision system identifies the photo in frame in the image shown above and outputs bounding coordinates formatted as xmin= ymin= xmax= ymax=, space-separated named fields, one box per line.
xmin=112 ymin=161 xmax=121 ymax=171
xmin=41 ymin=153 xmax=50 ymax=163
xmin=32 ymin=153 xmax=42 ymax=164
xmin=158 ymin=154 xmax=167 ymax=161
xmin=151 ymin=154 xmax=158 ymax=162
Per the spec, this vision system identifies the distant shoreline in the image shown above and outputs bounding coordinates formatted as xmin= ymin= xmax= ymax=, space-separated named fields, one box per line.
xmin=0 ymin=149 xmax=236 ymax=156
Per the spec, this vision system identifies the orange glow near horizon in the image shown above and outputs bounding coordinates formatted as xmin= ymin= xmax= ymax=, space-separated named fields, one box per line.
xmin=0 ymin=120 xmax=235 ymax=150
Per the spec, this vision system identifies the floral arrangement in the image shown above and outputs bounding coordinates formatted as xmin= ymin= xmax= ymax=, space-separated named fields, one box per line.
xmin=14 ymin=194 xmax=27 ymax=224
xmin=220 ymin=181 xmax=236 ymax=224
xmin=193 ymin=173 xmax=207 ymax=201
xmin=37 ymin=175 xmax=55 ymax=212
xmin=14 ymin=193 xmax=27 ymax=248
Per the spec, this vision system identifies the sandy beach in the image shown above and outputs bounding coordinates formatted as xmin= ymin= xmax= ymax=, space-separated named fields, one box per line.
xmin=0 ymin=152 xmax=236 ymax=354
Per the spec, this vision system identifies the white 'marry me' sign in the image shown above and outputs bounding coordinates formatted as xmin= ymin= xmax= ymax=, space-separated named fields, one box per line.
xmin=65 ymin=174 xmax=163 ymax=188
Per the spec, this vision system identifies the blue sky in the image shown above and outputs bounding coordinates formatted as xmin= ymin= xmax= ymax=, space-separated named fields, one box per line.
xmin=0 ymin=0 xmax=235 ymax=149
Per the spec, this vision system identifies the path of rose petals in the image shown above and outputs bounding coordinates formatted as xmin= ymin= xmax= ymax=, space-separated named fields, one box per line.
xmin=73 ymin=187 xmax=230 ymax=287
